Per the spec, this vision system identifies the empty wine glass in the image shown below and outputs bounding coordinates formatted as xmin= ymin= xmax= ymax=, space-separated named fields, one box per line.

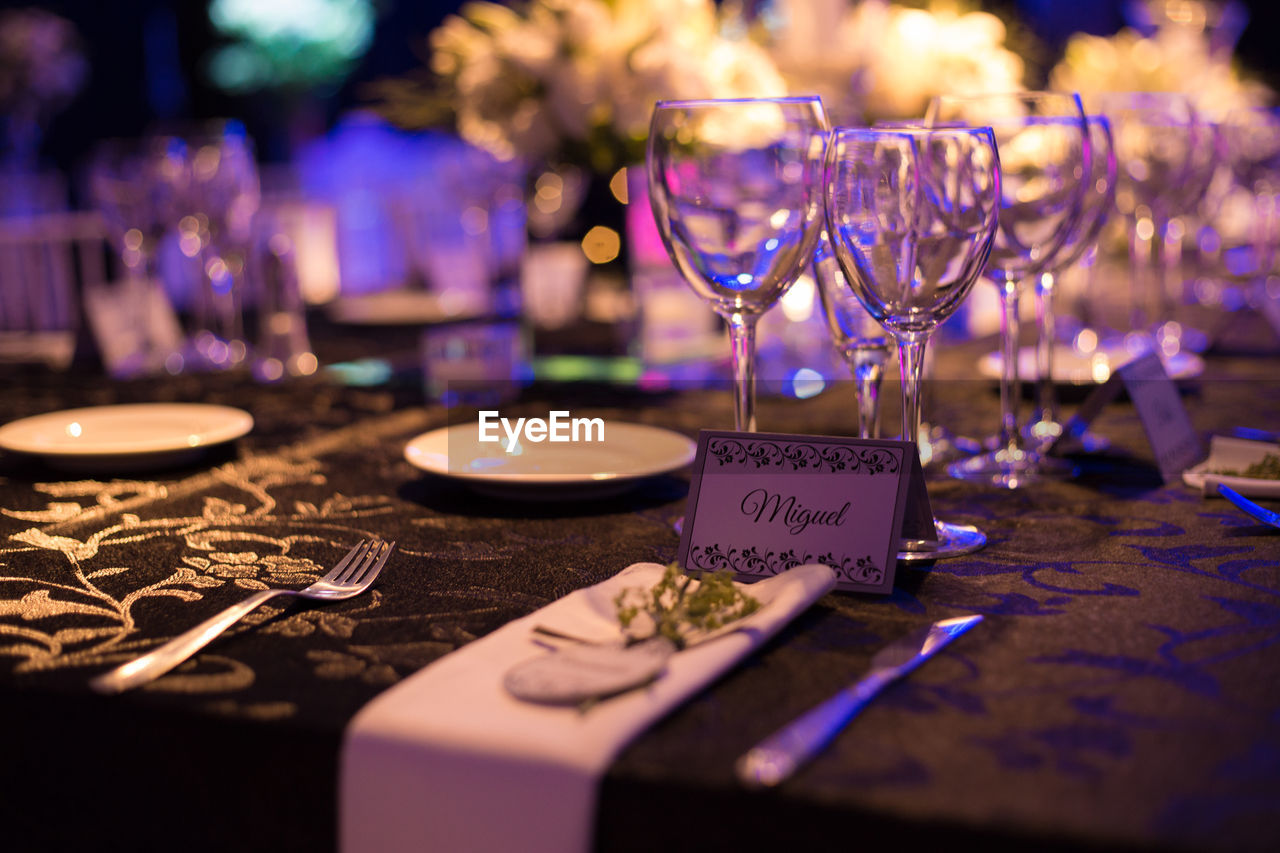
xmin=929 ymin=92 xmax=1089 ymax=489
xmin=186 ymin=121 xmax=261 ymax=370
xmin=647 ymin=97 xmax=829 ymax=431
xmin=87 ymin=136 xmax=191 ymax=377
xmin=813 ymin=229 xmax=892 ymax=438
xmin=825 ymin=125 xmax=1001 ymax=558
xmin=1028 ymin=113 xmax=1117 ymax=449
xmin=871 ymin=118 xmax=980 ymax=464
xmin=1219 ymin=107 xmax=1280 ymax=298
xmin=1084 ymin=92 xmax=1214 ymax=349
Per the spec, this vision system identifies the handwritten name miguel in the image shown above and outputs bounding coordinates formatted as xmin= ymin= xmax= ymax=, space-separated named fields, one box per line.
xmin=740 ymin=489 xmax=851 ymax=535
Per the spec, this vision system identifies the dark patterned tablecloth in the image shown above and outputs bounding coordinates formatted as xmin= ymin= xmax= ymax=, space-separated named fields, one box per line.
xmin=1 ymin=331 xmax=1278 ymax=852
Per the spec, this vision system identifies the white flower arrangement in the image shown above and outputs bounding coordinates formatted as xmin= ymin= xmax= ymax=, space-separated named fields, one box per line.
xmin=766 ymin=0 xmax=1025 ymax=125
xmin=422 ymin=0 xmax=787 ymax=173
xmin=1048 ymin=22 xmax=1270 ymax=119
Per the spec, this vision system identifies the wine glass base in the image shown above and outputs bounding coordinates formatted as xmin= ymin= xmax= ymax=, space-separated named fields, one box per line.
xmin=1020 ymin=422 xmax=1111 ymax=455
xmin=898 ymin=519 xmax=986 ymax=561
xmin=919 ymin=424 xmax=983 ymax=467
xmin=948 ymin=447 xmax=1077 ymax=488
xmin=1045 ymin=431 xmax=1111 ymax=455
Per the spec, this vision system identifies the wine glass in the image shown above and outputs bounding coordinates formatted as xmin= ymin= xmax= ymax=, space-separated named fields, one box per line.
xmin=812 ymin=229 xmax=892 ymax=439
xmin=186 ymin=121 xmax=261 ymax=370
xmin=647 ymin=97 xmax=830 ymax=431
xmin=1219 ymin=107 xmax=1280 ymax=302
xmin=824 ymin=125 xmax=1001 ymax=558
xmin=1084 ymin=92 xmax=1214 ymax=348
xmin=929 ymin=92 xmax=1090 ymax=489
xmin=871 ymin=118 xmax=981 ymax=464
xmin=87 ymin=136 xmax=191 ymax=377
xmin=1028 ymin=113 xmax=1118 ymax=449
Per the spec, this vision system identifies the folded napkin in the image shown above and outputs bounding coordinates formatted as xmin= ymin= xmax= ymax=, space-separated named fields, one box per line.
xmin=340 ymin=562 xmax=835 ymax=853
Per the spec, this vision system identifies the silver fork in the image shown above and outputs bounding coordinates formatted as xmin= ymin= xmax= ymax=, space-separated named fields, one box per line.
xmin=90 ymin=538 xmax=395 ymax=694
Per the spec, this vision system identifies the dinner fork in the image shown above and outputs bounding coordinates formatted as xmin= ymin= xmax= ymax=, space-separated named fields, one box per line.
xmin=90 ymin=538 xmax=395 ymax=694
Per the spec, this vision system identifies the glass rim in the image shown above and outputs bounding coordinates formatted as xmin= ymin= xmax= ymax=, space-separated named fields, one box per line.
xmin=829 ymin=125 xmax=997 ymax=140
xmin=933 ymin=90 xmax=1084 ymax=104
xmin=1083 ymin=90 xmax=1192 ymax=103
xmin=652 ymin=95 xmax=825 ymax=109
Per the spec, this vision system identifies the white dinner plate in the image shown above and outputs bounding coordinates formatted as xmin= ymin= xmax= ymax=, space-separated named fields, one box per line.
xmin=978 ymin=346 xmax=1204 ymax=385
xmin=327 ymin=290 xmax=488 ymax=326
xmin=0 ymin=403 xmax=254 ymax=471
xmin=1183 ymin=435 xmax=1280 ymax=499
xmin=404 ymin=421 xmax=696 ymax=499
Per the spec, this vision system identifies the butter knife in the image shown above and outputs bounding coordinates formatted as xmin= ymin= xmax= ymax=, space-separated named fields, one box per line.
xmin=1217 ymin=484 xmax=1280 ymax=529
xmin=735 ymin=614 xmax=982 ymax=788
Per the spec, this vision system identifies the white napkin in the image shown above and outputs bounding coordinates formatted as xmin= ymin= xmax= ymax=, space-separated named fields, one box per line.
xmin=339 ymin=562 xmax=835 ymax=853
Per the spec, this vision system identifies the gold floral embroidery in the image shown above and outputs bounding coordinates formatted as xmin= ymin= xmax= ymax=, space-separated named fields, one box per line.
xmin=183 ymin=550 xmax=324 ymax=590
xmin=203 ymin=699 xmax=299 ymax=720
xmin=307 ymin=649 xmax=398 ymax=685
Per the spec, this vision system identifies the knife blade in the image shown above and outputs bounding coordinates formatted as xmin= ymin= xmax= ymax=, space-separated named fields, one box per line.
xmin=1218 ymin=484 xmax=1280 ymax=529
xmin=735 ymin=614 xmax=982 ymax=788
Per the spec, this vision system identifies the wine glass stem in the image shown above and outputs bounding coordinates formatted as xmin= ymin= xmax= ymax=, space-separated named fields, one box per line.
xmin=1034 ymin=271 xmax=1058 ymax=430
xmin=1160 ymin=216 xmax=1184 ymax=333
xmin=853 ymin=355 xmax=883 ymax=440
xmin=1129 ymin=215 xmax=1154 ymax=331
xmin=896 ymin=333 xmax=928 ymax=446
xmin=123 ymin=252 xmax=158 ymax=366
xmin=998 ymin=280 xmax=1024 ymax=454
xmin=727 ymin=312 xmax=759 ymax=433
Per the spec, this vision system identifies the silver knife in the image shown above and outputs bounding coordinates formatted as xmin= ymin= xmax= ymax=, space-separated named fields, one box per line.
xmin=735 ymin=614 xmax=982 ymax=788
xmin=1217 ymin=484 xmax=1280 ymax=529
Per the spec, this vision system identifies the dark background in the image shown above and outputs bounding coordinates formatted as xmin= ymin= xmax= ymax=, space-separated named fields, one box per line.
xmin=6 ymin=0 xmax=1279 ymax=186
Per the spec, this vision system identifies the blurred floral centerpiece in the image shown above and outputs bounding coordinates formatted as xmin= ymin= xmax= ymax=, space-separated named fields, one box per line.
xmin=762 ymin=0 xmax=1025 ymax=125
xmin=1048 ymin=13 xmax=1270 ymax=119
xmin=378 ymin=0 xmax=786 ymax=180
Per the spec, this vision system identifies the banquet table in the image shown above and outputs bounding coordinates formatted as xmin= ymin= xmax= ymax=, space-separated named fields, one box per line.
xmin=1 ymin=314 xmax=1279 ymax=853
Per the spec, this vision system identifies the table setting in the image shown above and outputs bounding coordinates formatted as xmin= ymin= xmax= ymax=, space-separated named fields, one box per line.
xmin=3 ymin=2 xmax=1280 ymax=851
xmin=4 ymin=199 xmax=1280 ymax=853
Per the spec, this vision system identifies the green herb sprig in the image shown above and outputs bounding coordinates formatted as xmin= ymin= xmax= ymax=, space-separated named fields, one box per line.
xmin=614 ymin=563 xmax=760 ymax=650
xmin=1217 ymin=453 xmax=1280 ymax=480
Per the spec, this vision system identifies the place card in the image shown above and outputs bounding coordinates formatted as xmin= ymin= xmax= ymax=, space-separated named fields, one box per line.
xmin=83 ymin=279 xmax=184 ymax=376
xmin=1049 ymin=350 xmax=1203 ymax=482
xmin=676 ymin=431 xmax=934 ymax=594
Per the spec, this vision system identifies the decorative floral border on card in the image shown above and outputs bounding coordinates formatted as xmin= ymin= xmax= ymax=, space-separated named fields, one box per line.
xmin=707 ymin=438 xmax=900 ymax=475
xmin=687 ymin=543 xmax=883 ymax=586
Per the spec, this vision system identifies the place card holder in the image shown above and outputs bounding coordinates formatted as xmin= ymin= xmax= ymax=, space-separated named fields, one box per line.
xmin=1048 ymin=351 xmax=1205 ymax=482
xmin=676 ymin=430 xmax=934 ymax=595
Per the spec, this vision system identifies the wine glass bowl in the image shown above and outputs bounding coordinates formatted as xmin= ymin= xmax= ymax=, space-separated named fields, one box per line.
xmin=825 ymin=129 xmax=999 ymax=333
xmin=1028 ymin=114 xmax=1118 ymax=447
xmin=1217 ymin=106 xmax=1280 ymax=312
xmin=928 ymin=91 xmax=1090 ymax=488
xmin=87 ymin=136 xmax=193 ymax=376
xmin=647 ymin=97 xmax=829 ymax=431
xmin=184 ymin=122 xmax=261 ymax=369
xmin=824 ymin=125 xmax=1001 ymax=558
xmin=88 ymin=136 xmax=191 ymax=276
xmin=1085 ymin=92 xmax=1215 ymax=343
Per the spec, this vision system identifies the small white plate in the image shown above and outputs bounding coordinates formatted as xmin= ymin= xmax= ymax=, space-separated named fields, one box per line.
xmin=1183 ymin=435 xmax=1280 ymax=499
xmin=404 ymin=421 xmax=696 ymax=499
xmin=0 ymin=403 xmax=254 ymax=471
xmin=978 ymin=346 xmax=1204 ymax=384
xmin=327 ymin=290 xmax=487 ymax=326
